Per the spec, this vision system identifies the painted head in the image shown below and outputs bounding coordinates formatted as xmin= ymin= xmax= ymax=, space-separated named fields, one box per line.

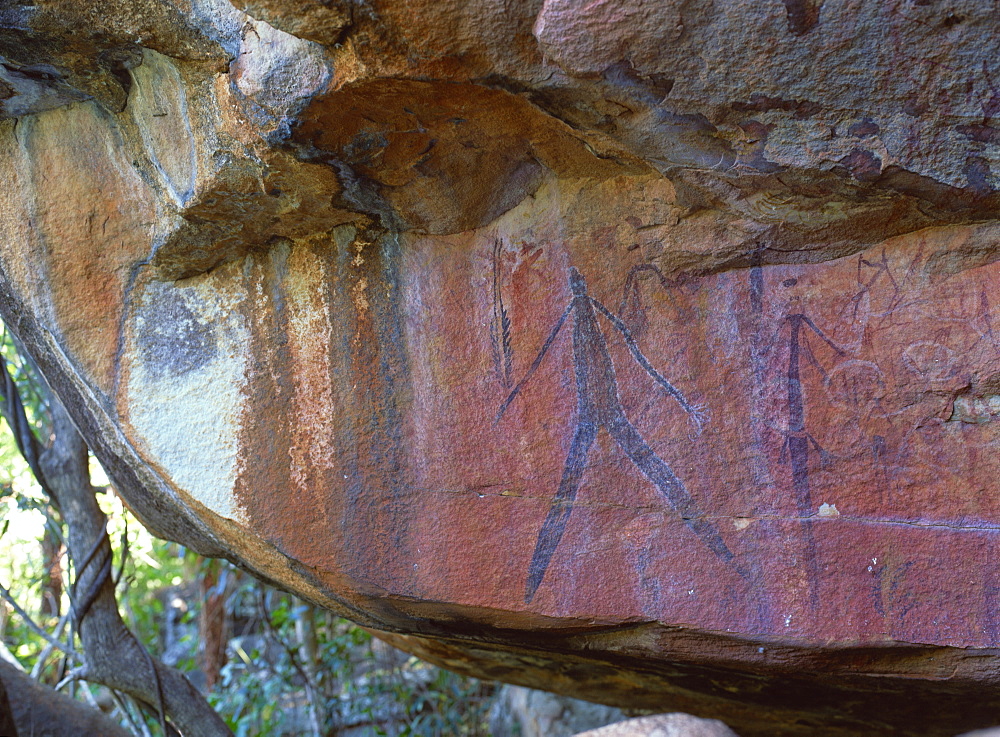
xmin=569 ymin=267 xmax=588 ymax=296
xmin=781 ymin=276 xmax=805 ymax=311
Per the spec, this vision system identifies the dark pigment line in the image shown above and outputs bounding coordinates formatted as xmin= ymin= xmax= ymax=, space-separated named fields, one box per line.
xmin=489 ymin=238 xmax=514 ymax=388
xmin=744 ymin=245 xmax=777 ymax=496
xmin=849 ymin=248 xmax=901 ymax=323
xmin=778 ymin=310 xmax=844 ymax=609
xmin=618 ymin=263 xmax=687 ymax=338
xmin=497 ymin=267 xmax=746 ymax=603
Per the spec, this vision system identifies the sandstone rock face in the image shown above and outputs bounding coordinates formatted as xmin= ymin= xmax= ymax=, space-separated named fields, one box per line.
xmin=1 ymin=2 xmax=1000 ymax=735
xmin=572 ymin=713 xmax=740 ymax=737
xmin=489 ymin=684 xmax=627 ymax=737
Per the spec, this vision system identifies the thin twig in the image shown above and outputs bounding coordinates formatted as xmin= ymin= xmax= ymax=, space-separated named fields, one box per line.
xmin=257 ymin=591 xmax=327 ymax=736
xmin=257 ymin=591 xmax=316 ymax=692
xmin=112 ymin=691 xmax=148 ymax=737
xmin=54 ymin=666 xmax=87 ymax=692
xmin=30 ymin=607 xmax=73 ymax=679
xmin=0 ymin=580 xmax=79 ymax=661
xmin=78 ymin=680 xmax=101 ymax=710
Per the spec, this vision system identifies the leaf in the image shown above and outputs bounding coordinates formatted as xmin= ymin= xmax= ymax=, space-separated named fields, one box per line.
xmin=234 ymin=643 xmax=253 ymax=667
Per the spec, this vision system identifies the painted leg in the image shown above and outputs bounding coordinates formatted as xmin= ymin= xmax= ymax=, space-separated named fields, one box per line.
xmin=525 ymin=421 xmax=598 ymax=603
xmin=788 ymin=434 xmax=821 ymax=609
xmin=606 ymin=415 xmax=751 ymax=582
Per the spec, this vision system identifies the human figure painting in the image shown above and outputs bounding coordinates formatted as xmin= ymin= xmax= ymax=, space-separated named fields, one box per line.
xmin=495 ymin=266 xmax=751 ymax=603
xmin=775 ymin=305 xmax=844 ymax=608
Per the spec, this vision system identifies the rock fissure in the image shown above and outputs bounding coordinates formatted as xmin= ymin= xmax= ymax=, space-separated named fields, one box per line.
xmin=418 ymin=485 xmax=1000 ymax=531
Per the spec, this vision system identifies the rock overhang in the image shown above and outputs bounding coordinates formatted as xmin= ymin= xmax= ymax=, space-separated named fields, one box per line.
xmin=1 ymin=2 xmax=1000 ymax=735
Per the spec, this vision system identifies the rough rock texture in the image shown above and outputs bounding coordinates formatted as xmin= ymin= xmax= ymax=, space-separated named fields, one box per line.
xmin=572 ymin=713 xmax=740 ymax=737
xmin=2 ymin=2 xmax=1000 ymax=735
xmin=489 ymin=684 xmax=626 ymax=737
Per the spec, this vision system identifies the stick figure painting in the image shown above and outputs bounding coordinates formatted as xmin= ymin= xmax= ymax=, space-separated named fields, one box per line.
xmin=495 ymin=266 xmax=750 ymax=603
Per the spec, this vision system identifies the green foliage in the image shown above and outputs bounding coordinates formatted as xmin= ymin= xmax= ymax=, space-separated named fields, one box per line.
xmin=0 ymin=333 xmax=56 ymax=671
xmin=381 ymin=659 xmax=494 ymax=737
xmin=0 ymin=326 xmax=498 ymax=736
xmin=207 ymin=578 xmax=494 ymax=736
xmin=213 ymin=651 xmax=286 ymax=737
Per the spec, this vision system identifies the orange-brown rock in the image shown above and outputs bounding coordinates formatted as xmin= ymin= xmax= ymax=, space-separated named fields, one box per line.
xmin=1 ymin=2 xmax=1000 ymax=735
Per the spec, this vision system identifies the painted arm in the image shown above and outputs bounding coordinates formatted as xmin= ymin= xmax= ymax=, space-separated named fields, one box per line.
xmin=623 ymin=264 xmax=682 ymax=295
xmin=494 ymin=301 xmax=574 ymax=425
xmin=800 ymin=332 xmax=834 ymax=381
xmin=591 ymin=298 xmax=707 ymax=430
xmin=801 ymin=315 xmax=846 ymax=356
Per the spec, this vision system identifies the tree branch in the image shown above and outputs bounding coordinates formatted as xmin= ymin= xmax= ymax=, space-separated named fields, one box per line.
xmin=0 ymin=658 xmax=132 ymax=737
xmin=36 ymin=390 xmax=234 ymax=737
xmin=0 ymin=579 xmax=79 ymax=662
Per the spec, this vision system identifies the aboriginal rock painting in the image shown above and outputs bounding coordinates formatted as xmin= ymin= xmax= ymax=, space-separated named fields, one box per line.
xmin=489 ymin=238 xmax=514 ymax=389
xmin=493 ymin=265 xmax=749 ymax=603
xmin=480 ymin=228 xmax=1000 ymax=637
xmin=766 ymin=282 xmax=846 ymax=608
xmin=751 ymin=238 xmax=1000 ymax=635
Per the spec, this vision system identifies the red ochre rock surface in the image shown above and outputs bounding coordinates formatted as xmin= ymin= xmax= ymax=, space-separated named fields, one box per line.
xmin=1 ymin=1 xmax=1000 ymax=735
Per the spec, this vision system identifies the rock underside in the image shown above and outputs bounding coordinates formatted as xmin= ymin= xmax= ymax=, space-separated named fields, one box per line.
xmin=1 ymin=1 xmax=1000 ymax=735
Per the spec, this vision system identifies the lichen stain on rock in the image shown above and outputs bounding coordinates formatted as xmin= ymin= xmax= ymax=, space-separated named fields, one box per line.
xmin=231 ymin=245 xmax=304 ymax=557
xmin=330 ymin=228 xmax=417 ymax=593
xmin=121 ymin=268 xmax=249 ymax=520
xmin=281 ymin=240 xmax=340 ymax=530
xmin=134 ymin=289 xmax=217 ymax=379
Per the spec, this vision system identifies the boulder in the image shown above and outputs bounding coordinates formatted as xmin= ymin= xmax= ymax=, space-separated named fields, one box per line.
xmin=489 ymin=684 xmax=626 ymax=737
xmin=1 ymin=1 xmax=1000 ymax=735
xmin=572 ymin=714 xmax=740 ymax=737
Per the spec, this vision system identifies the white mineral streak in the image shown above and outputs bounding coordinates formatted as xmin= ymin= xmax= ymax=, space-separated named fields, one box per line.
xmin=126 ymin=277 xmax=248 ymax=520
xmin=281 ymin=240 xmax=338 ymax=516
